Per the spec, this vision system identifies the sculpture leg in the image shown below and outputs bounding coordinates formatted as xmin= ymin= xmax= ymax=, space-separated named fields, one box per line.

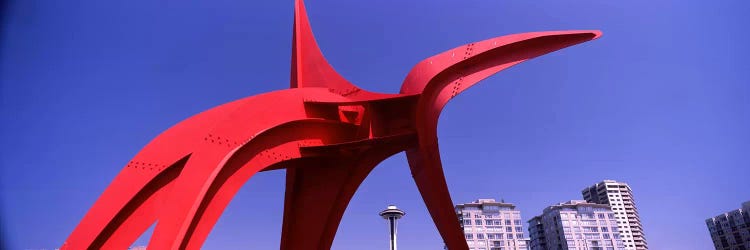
xmin=147 ymin=120 xmax=356 ymax=249
xmin=61 ymin=156 xmax=188 ymax=250
xmin=92 ymin=162 xmax=184 ymax=249
xmin=281 ymin=159 xmax=361 ymax=250
xmin=281 ymin=146 xmax=403 ymax=250
xmin=172 ymin=154 xmax=300 ymax=250
xmin=406 ymin=140 xmax=469 ymax=250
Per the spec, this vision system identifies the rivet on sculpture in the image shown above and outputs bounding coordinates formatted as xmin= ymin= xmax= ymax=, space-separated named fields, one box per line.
xmin=62 ymin=0 xmax=601 ymax=249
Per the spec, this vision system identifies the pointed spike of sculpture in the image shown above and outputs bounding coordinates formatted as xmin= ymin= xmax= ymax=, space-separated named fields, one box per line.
xmin=63 ymin=1 xmax=603 ymax=249
xmin=290 ymin=0 xmax=359 ymax=92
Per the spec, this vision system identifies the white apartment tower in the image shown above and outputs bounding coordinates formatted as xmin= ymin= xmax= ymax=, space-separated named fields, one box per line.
xmin=456 ymin=199 xmax=529 ymax=250
xmin=528 ymin=200 xmax=625 ymax=250
xmin=705 ymin=201 xmax=750 ymax=250
xmin=582 ymin=180 xmax=647 ymax=250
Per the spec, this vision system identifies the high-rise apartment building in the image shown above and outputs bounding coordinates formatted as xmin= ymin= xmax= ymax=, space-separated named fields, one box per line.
xmin=456 ymin=199 xmax=529 ymax=250
xmin=582 ymin=180 xmax=647 ymax=250
xmin=705 ymin=201 xmax=750 ymax=250
xmin=528 ymin=200 xmax=625 ymax=250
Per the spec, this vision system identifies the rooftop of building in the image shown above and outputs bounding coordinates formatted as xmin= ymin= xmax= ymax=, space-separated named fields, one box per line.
xmin=528 ymin=215 xmax=543 ymax=223
xmin=581 ymin=179 xmax=633 ymax=193
xmin=541 ymin=200 xmax=612 ymax=214
xmin=455 ymin=198 xmax=516 ymax=209
xmin=707 ymin=201 xmax=750 ymax=221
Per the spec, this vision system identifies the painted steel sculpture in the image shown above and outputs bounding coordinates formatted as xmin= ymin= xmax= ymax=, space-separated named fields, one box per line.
xmin=63 ymin=0 xmax=601 ymax=249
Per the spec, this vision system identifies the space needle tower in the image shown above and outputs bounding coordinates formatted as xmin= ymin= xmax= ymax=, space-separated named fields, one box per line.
xmin=379 ymin=204 xmax=406 ymax=250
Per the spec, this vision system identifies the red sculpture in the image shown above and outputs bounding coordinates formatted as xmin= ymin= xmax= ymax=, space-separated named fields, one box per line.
xmin=62 ymin=0 xmax=601 ymax=249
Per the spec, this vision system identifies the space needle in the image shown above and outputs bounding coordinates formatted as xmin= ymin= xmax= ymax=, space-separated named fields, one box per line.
xmin=379 ymin=204 xmax=406 ymax=250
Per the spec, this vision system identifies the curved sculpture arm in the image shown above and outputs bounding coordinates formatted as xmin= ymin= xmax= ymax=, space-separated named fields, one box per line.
xmin=400 ymin=30 xmax=601 ymax=98
xmin=405 ymin=29 xmax=603 ymax=160
xmin=61 ymin=97 xmax=251 ymax=250
xmin=63 ymin=88 xmax=358 ymax=250
xmin=401 ymin=30 xmax=601 ymax=250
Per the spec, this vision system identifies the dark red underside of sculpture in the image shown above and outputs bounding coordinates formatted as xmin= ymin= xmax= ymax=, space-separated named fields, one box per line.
xmin=62 ymin=1 xmax=601 ymax=249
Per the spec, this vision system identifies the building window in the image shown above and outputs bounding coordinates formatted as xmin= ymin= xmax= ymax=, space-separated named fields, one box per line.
xmin=476 ymin=220 xmax=483 ymax=225
xmin=466 ymin=234 xmax=474 ymax=239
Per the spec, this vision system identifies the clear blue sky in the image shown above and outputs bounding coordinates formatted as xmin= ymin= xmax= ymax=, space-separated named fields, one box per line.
xmin=1 ymin=0 xmax=748 ymax=249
